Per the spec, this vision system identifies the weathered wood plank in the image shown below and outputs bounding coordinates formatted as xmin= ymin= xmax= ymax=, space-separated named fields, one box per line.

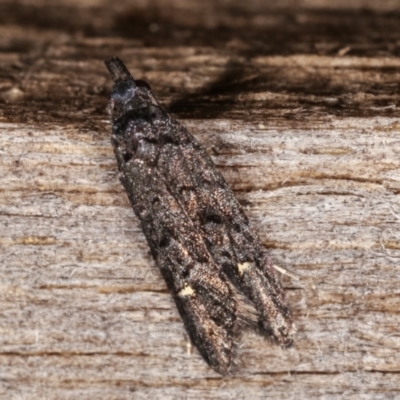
xmin=1 ymin=1 xmax=400 ymax=398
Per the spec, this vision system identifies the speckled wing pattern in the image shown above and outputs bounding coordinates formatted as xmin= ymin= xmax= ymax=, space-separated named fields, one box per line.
xmin=105 ymin=57 xmax=295 ymax=374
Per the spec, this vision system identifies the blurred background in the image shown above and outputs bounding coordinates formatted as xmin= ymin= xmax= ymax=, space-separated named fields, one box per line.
xmin=2 ymin=0 xmax=400 ymax=125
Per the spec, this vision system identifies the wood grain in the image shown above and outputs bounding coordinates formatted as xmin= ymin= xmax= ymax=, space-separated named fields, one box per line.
xmin=1 ymin=1 xmax=400 ymax=398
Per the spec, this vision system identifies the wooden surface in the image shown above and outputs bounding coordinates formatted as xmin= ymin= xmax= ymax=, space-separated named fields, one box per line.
xmin=1 ymin=1 xmax=400 ymax=398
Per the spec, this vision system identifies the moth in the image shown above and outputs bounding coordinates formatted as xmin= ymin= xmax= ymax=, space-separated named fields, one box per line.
xmin=105 ymin=57 xmax=295 ymax=374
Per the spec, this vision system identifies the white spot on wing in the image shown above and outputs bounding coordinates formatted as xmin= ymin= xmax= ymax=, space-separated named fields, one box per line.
xmin=237 ymin=262 xmax=251 ymax=275
xmin=178 ymin=285 xmax=195 ymax=297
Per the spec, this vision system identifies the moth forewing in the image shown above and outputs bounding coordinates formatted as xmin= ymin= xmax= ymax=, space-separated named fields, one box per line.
xmin=105 ymin=57 xmax=295 ymax=374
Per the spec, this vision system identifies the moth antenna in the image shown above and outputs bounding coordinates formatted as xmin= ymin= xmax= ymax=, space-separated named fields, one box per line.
xmin=105 ymin=57 xmax=134 ymax=83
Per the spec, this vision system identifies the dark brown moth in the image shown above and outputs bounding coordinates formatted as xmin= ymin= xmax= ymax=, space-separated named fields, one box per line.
xmin=105 ymin=57 xmax=295 ymax=374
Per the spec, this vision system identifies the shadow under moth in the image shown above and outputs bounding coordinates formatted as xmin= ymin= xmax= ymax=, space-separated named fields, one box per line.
xmin=105 ymin=57 xmax=295 ymax=374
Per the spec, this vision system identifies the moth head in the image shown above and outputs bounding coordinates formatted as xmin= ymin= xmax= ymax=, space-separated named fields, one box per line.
xmin=105 ymin=57 xmax=157 ymax=121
